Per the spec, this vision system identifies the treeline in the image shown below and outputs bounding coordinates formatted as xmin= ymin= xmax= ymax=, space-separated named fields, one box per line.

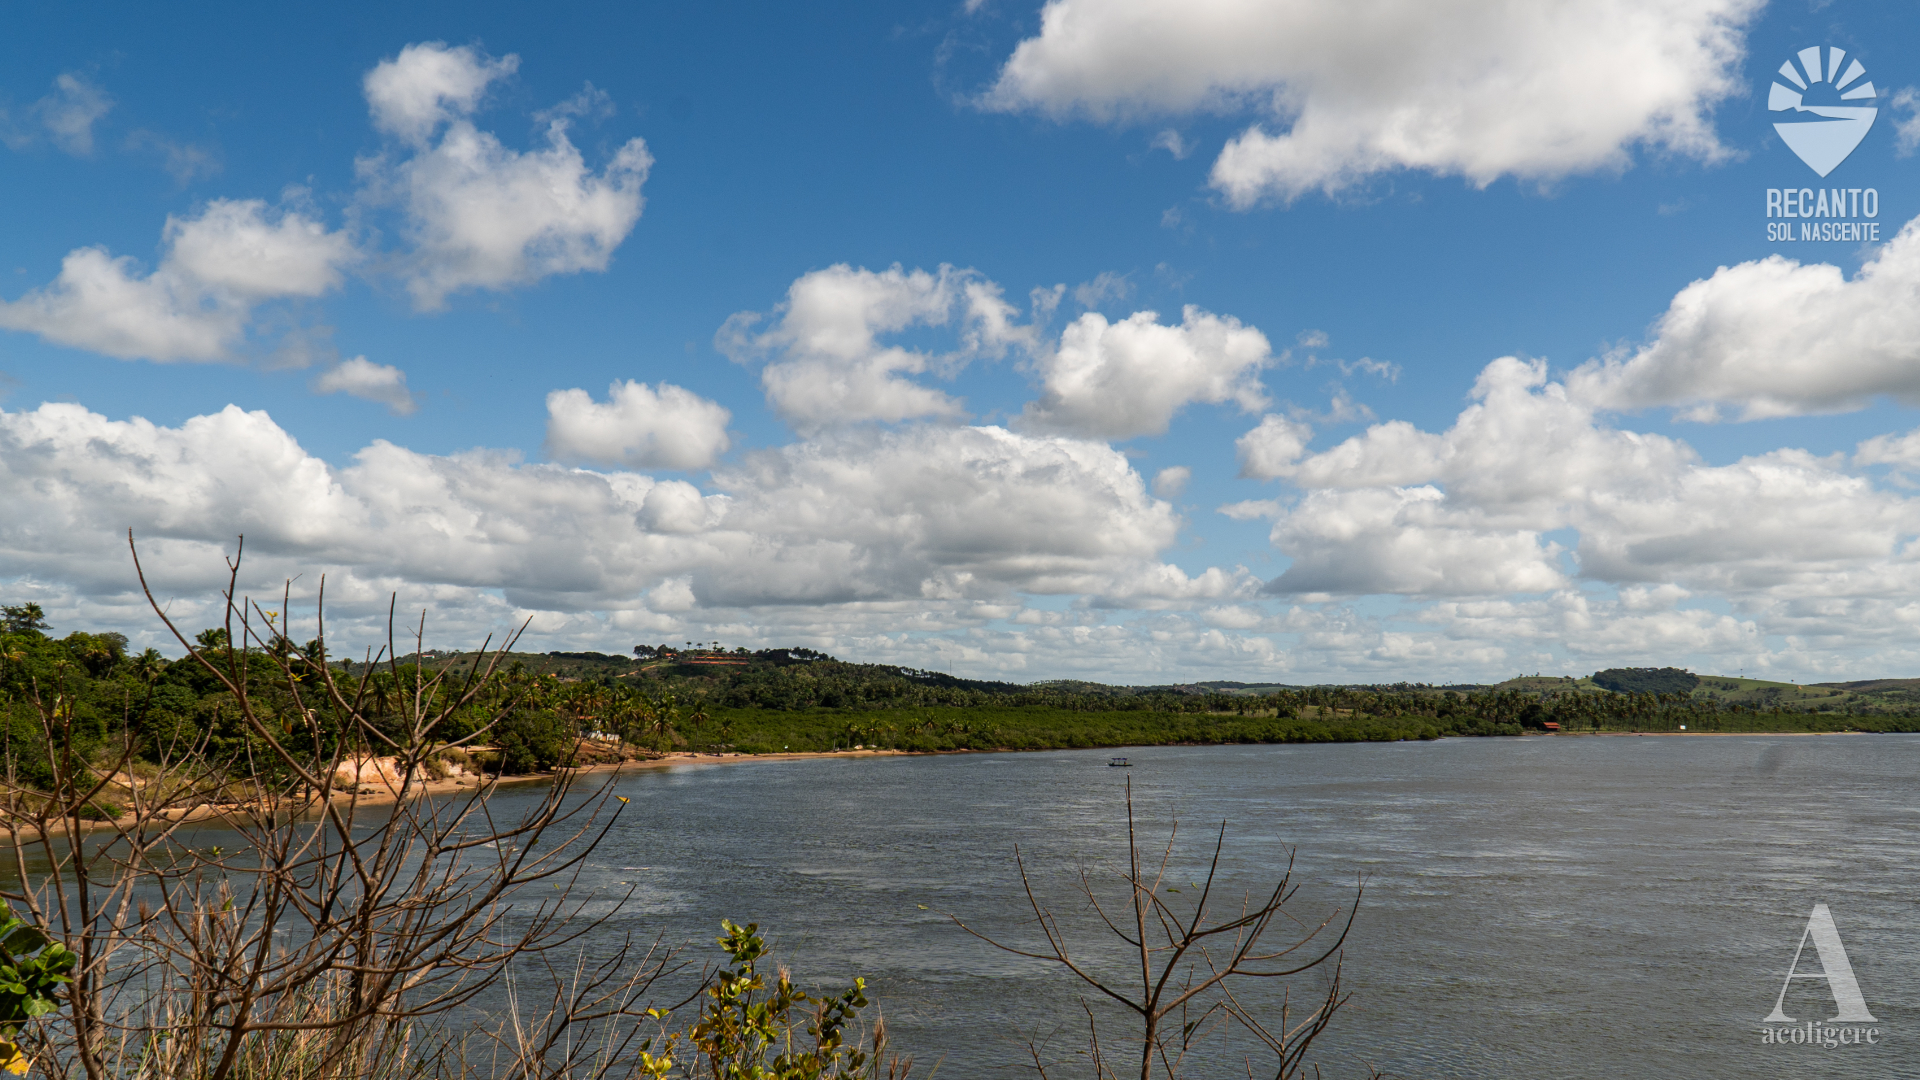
xmin=580 ymin=660 xmax=1920 ymax=754
xmin=6 ymin=599 xmax=1917 ymax=785
xmin=655 ymin=657 xmax=1920 ymax=730
xmin=706 ymin=703 xmax=1461 ymax=754
xmin=0 ymin=605 xmax=646 ymax=780
xmin=698 ymin=660 xmax=1253 ymax=714
xmin=1214 ymin=684 xmax=1919 ymax=734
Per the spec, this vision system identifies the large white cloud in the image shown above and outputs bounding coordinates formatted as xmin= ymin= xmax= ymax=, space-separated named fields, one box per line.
xmin=1570 ymin=217 xmax=1920 ymax=420
xmin=11 ymin=391 xmax=1920 ymax=681
xmin=1242 ymin=357 xmax=1920 ymax=602
xmin=0 ymin=400 xmax=1225 ymax=624
xmin=0 ymin=403 xmax=367 ymax=600
xmin=545 ymin=380 xmax=732 ymax=470
xmin=1269 ymin=486 xmax=1571 ymax=597
xmin=1017 ymin=306 xmax=1272 ymax=438
xmin=703 ymin=425 xmax=1241 ymax=607
xmin=358 ymin=42 xmax=652 ymax=310
xmin=984 ymin=0 xmax=1759 ymax=204
xmin=0 ymin=199 xmax=357 ymax=362
xmin=718 ymin=264 xmax=1033 ymax=432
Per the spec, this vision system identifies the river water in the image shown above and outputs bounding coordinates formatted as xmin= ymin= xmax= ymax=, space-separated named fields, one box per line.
xmin=495 ymin=733 xmax=1919 ymax=1078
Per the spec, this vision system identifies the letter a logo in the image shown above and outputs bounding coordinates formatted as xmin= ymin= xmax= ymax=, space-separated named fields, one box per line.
xmin=1764 ymin=903 xmax=1878 ymax=1022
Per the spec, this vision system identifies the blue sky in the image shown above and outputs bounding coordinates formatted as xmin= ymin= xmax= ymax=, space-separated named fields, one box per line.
xmin=4 ymin=0 xmax=1920 ymax=683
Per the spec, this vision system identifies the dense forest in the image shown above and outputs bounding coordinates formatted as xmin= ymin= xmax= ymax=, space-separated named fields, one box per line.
xmin=5 ymin=605 xmax=1916 ymax=785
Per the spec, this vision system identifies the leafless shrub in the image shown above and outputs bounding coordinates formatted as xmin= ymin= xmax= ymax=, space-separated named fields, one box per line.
xmin=0 ymin=535 xmax=678 ymax=1080
xmin=955 ymin=780 xmax=1371 ymax=1080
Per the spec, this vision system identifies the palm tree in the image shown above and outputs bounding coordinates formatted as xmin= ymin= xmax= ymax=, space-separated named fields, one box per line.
xmin=132 ymin=648 xmax=167 ymax=684
xmin=0 ymin=603 xmax=48 ymax=634
xmin=685 ymin=699 xmax=710 ymax=748
xmin=641 ymin=691 xmax=680 ymax=753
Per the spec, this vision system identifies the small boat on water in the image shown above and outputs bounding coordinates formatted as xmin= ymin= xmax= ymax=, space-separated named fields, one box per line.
xmin=1108 ymin=756 xmax=1131 ymax=767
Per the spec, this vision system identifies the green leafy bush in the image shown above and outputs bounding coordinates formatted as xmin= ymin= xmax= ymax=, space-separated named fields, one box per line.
xmin=0 ymin=905 xmax=74 ymax=1072
xmin=493 ymin=709 xmax=574 ymax=773
xmin=642 ymin=920 xmax=897 ymax=1079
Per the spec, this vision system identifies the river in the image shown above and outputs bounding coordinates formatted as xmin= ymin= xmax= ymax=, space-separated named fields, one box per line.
xmin=485 ymin=733 xmax=1919 ymax=1078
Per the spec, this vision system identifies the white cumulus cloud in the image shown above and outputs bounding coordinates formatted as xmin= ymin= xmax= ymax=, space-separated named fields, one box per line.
xmin=704 ymin=424 xmax=1184 ymax=605
xmin=1017 ymin=306 xmax=1272 ymax=438
xmin=984 ymin=0 xmax=1759 ymax=205
xmin=0 ymin=402 xmax=1221 ymax=631
xmin=545 ymin=380 xmax=732 ymax=470
xmin=163 ymin=198 xmax=358 ymax=299
xmin=727 ymin=264 xmax=1278 ymax=441
xmin=312 ymin=357 xmax=418 ymax=415
xmin=359 ymin=42 xmax=653 ymax=310
xmin=1248 ymin=357 xmax=1920 ymax=604
xmin=13 ymin=393 xmax=1920 ymax=681
xmin=0 ymin=199 xmax=356 ymax=362
xmin=718 ymin=264 xmax=1034 ymax=433
xmin=1570 ymin=216 xmax=1920 ymax=420
xmin=0 ymin=45 xmax=650 ymax=363
xmin=1235 ymin=414 xmax=1315 ymax=478
xmin=364 ymin=41 xmax=520 ymax=147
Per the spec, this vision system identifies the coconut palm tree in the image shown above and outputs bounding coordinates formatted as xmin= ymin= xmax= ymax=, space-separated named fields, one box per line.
xmin=132 ymin=647 xmax=168 ymax=684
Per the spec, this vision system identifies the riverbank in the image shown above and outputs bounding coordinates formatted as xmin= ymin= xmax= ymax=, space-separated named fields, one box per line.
xmin=378 ymin=746 xmax=921 ymax=803
xmin=1578 ymin=729 xmax=1871 ymax=736
xmin=19 ymin=727 xmax=1901 ymax=842
xmin=0 ymin=746 xmax=927 ymax=842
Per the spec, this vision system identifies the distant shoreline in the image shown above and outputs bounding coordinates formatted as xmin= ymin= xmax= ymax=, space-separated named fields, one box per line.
xmin=22 ymin=732 xmax=1888 ymax=841
xmin=0 ymin=749 xmax=909 ymax=842
xmin=1574 ymin=729 xmax=1869 ymax=737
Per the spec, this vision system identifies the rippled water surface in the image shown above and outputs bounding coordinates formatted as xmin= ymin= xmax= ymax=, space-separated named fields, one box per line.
xmin=487 ymin=734 xmax=1919 ymax=1078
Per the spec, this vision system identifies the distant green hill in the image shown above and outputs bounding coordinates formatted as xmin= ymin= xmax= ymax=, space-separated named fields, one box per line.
xmin=1592 ymin=667 xmax=1700 ymax=695
xmin=383 ymin=648 xmax=1920 ymax=724
xmin=1481 ymin=669 xmax=1918 ymax=718
xmin=6 ymin=603 xmax=1917 ymax=791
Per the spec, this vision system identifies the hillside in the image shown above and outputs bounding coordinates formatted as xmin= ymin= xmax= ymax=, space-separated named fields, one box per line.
xmin=378 ymin=649 xmax=1920 ymax=721
xmin=4 ymin=611 xmax=1915 ymax=790
xmin=1486 ymin=669 xmax=1917 ymax=716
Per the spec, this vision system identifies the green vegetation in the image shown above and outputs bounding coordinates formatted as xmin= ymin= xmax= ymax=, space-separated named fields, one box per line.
xmin=0 ymin=904 xmax=74 ymax=1074
xmin=401 ymin=646 xmax=1920 ymax=754
xmin=12 ymin=558 xmax=1359 ymax=1080
xmin=639 ymin=920 xmax=898 ymax=1079
xmin=709 ymin=704 xmax=1461 ymax=753
xmin=3 ymin=558 xmax=1905 ymax=1080
xmin=7 ymin=602 xmax=1917 ymax=795
xmin=1590 ymin=666 xmax=1700 ymax=695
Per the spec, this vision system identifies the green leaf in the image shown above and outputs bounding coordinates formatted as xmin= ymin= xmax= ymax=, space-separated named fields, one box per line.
xmin=1 ymin=929 xmax=47 ymax=955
